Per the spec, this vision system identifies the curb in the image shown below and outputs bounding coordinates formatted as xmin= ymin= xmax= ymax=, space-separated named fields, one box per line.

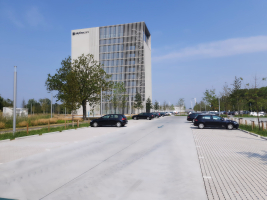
xmin=15 ymin=134 xmax=40 ymax=140
xmin=0 ymin=139 xmax=11 ymax=143
xmin=238 ymin=128 xmax=265 ymax=139
xmin=42 ymin=131 xmax=60 ymax=135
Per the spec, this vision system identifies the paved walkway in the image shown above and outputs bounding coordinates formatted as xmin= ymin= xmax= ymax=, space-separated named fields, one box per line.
xmin=192 ymin=127 xmax=267 ymax=200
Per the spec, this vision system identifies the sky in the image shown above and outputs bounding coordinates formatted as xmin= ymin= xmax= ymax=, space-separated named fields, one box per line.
xmin=1 ymin=0 xmax=267 ymax=109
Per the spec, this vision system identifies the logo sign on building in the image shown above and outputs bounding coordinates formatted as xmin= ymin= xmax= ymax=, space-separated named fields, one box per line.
xmin=72 ymin=31 xmax=89 ymax=36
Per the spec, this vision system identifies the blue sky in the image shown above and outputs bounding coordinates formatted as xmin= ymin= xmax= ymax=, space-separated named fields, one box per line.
xmin=1 ymin=0 xmax=267 ymax=108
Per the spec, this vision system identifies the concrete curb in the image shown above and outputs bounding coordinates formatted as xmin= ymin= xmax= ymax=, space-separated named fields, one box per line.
xmin=15 ymin=134 xmax=40 ymax=140
xmin=0 ymin=139 xmax=11 ymax=143
xmin=42 ymin=131 xmax=60 ymax=135
xmin=238 ymin=128 xmax=264 ymax=138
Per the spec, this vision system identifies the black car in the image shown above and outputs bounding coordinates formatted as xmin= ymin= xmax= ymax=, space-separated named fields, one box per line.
xmin=132 ymin=113 xmax=154 ymax=120
xmin=160 ymin=112 xmax=166 ymax=117
xmin=90 ymin=114 xmax=128 ymax=127
xmin=187 ymin=113 xmax=201 ymax=122
xmin=152 ymin=112 xmax=160 ymax=118
xmin=193 ymin=114 xmax=239 ymax=130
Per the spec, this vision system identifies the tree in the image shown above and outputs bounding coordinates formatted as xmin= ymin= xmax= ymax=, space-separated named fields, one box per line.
xmin=46 ymin=54 xmax=112 ymax=120
xmin=245 ymin=76 xmax=266 ymax=130
xmin=21 ymin=98 xmax=26 ymax=108
xmin=177 ymin=98 xmax=185 ymax=114
xmin=0 ymin=95 xmax=3 ymax=111
xmin=163 ymin=101 xmax=167 ymax=111
xmin=39 ymin=98 xmax=50 ymax=114
xmin=203 ymin=89 xmax=217 ymax=110
xmin=146 ymin=97 xmax=153 ymax=113
xmin=170 ymin=104 xmax=175 ymax=111
xmin=111 ymin=82 xmax=127 ymax=114
xmin=134 ymin=92 xmax=143 ymax=113
xmin=220 ymin=82 xmax=231 ymax=113
xmin=230 ymin=76 xmax=243 ymax=113
xmin=154 ymin=100 xmax=159 ymax=111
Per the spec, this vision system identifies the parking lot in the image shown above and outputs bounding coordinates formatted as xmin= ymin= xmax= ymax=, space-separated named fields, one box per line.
xmin=190 ymin=122 xmax=267 ymax=200
xmin=1 ymin=116 xmax=267 ymax=199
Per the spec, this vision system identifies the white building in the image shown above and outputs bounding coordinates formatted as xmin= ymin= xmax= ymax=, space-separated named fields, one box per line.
xmin=71 ymin=22 xmax=152 ymax=115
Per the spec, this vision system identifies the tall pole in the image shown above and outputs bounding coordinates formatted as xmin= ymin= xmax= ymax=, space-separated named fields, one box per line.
xmin=65 ymin=107 xmax=66 ymax=116
xmin=219 ymin=98 xmax=221 ymax=116
xmin=100 ymin=88 xmax=102 ymax=116
xmin=13 ymin=66 xmax=17 ymax=135
xmin=51 ymin=93 xmax=52 ymax=118
xmin=129 ymin=95 xmax=131 ymax=115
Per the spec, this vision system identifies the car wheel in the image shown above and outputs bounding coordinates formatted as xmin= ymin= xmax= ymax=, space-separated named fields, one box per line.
xmin=134 ymin=117 xmax=137 ymax=120
xmin=93 ymin=122 xmax=98 ymax=127
xmin=198 ymin=123 xmax=204 ymax=129
xmin=227 ymin=124 xmax=234 ymax=130
xmin=116 ymin=122 xmax=122 ymax=127
xmin=147 ymin=117 xmax=150 ymax=120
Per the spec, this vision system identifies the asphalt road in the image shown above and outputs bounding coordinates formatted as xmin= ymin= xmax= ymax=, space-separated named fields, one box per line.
xmin=0 ymin=116 xmax=207 ymax=200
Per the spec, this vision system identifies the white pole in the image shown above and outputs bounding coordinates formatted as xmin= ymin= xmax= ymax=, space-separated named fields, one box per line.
xmin=13 ymin=66 xmax=17 ymax=135
xmin=51 ymin=93 xmax=52 ymax=118
xmin=101 ymin=88 xmax=102 ymax=116
xmin=129 ymin=95 xmax=131 ymax=114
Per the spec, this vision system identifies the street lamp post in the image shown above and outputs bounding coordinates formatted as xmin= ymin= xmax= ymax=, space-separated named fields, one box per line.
xmin=13 ymin=66 xmax=17 ymax=135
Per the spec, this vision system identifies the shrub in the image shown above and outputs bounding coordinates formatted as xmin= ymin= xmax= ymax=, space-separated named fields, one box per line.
xmin=0 ymin=122 xmax=5 ymax=129
xmin=18 ymin=121 xmax=28 ymax=127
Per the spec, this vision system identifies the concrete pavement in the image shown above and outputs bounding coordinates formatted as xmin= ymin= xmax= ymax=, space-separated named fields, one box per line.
xmin=0 ymin=116 xmax=207 ymax=200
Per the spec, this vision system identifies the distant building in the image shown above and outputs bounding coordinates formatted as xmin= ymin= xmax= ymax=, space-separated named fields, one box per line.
xmin=174 ymin=106 xmax=185 ymax=113
xmin=3 ymin=107 xmax=28 ymax=117
xmin=71 ymin=22 xmax=151 ymax=115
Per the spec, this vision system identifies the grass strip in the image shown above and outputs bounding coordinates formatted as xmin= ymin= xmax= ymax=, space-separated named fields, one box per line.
xmin=0 ymin=123 xmax=90 ymax=141
xmin=239 ymin=124 xmax=267 ymax=137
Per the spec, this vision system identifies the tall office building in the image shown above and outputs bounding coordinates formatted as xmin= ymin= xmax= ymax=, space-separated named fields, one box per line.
xmin=72 ymin=22 xmax=151 ymax=115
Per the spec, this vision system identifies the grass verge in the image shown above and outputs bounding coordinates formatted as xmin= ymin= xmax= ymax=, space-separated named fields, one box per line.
xmin=239 ymin=124 xmax=267 ymax=137
xmin=0 ymin=123 xmax=90 ymax=141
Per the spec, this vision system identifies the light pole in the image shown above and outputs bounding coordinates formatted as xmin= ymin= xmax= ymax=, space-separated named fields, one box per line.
xmin=13 ymin=66 xmax=17 ymax=135
xmin=100 ymin=88 xmax=102 ymax=117
xmin=48 ymin=92 xmax=52 ymax=118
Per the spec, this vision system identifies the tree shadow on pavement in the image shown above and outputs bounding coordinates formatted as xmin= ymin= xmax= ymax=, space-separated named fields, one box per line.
xmin=237 ymin=151 xmax=267 ymax=165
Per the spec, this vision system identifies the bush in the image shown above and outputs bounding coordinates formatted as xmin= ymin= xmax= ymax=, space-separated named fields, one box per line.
xmin=18 ymin=121 xmax=28 ymax=127
xmin=0 ymin=122 xmax=5 ymax=129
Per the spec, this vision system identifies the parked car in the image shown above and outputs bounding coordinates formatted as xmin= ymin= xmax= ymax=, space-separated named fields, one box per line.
xmin=187 ymin=113 xmax=201 ymax=122
xmin=165 ymin=112 xmax=171 ymax=116
xmin=250 ymin=112 xmax=265 ymax=116
xmin=90 ymin=114 xmax=128 ymax=127
xmin=132 ymin=113 xmax=154 ymax=120
xmin=193 ymin=114 xmax=239 ymax=130
xmin=160 ymin=112 xmax=166 ymax=117
xmin=152 ymin=112 xmax=161 ymax=118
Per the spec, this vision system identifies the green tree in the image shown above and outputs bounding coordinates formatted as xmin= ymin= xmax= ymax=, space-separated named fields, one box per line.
xmin=177 ymin=98 xmax=185 ymax=113
xmin=170 ymin=104 xmax=175 ymax=111
xmin=134 ymin=92 xmax=143 ymax=113
xmin=111 ymin=82 xmax=127 ymax=114
xmin=245 ymin=76 xmax=266 ymax=129
xmin=203 ymin=89 xmax=217 ymax=110
xmin=0 ymin=95 xmax=3 ymax=111
xmin=39 ymin=98 xmax=51 ymax=114
xmin=230 ymin=76 xmax=243 ymax=113
xmin=154 ymin=100 xmax=159 ymax=111
xmin=46 ymin=54 xmax=112 ymax=120
xmin=146 ymin=97 xmax=153 ymax=113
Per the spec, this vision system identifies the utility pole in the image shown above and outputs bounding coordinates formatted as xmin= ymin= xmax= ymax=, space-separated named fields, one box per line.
xmin=219 ymin=98 xmax=220 ymax=116
xmin=101 ymin=88 xmax=102 ymax=117
xmin=129 ymin=95 xmax=131 ymax=115
xmin=51 ymin=93 xmax=52 ymax=118
xmin=13 ymin=66 xmax=17 ymax=136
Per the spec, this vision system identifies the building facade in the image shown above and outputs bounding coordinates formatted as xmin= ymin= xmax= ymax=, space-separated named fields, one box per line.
xmin=71 ymin=22 xmax=151 ymax=115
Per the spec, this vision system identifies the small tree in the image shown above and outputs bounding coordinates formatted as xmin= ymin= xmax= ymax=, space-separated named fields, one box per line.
xmin=21 ymin=98 xmax=26 ymax=108
xmin=146 ymin=97 xmax=153 ymax=113
xmin=170 ymin=104 xmax=175 ymax=111
xmin=134 ymin=92 xmax=143 ymax=113
xmin=245 ymin=76 xmax=266 ymax=130
xmin=154 ymin=100 xmax=159 ymax=111
xmin=230 ymin=76 xmax=243 ymax=114
xmin=203 ymin=89 xmax=217 ymax=110
xmin=177 ymin=98 xmax=185 ymax=114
